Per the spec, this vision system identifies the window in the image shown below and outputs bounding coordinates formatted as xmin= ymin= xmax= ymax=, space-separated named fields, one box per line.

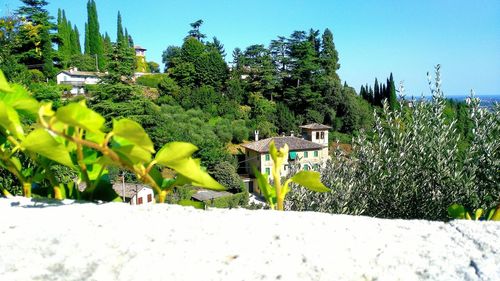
xmin=303 ymin=164 xmax=310 ymax=171
xmin=313 ymin=164 xmax=319 ymax=170
xmin=137 ymin=197 xmax=143 ymax=205
xmin=147 ymin=194 xmax=152 ymax=202
xmin=316 ymin=132 xmax=320 ymax=139
xmin=314 ymin=151 xmax=319 ymax=157
xmin=265 ymin=154 xmax=270 ymax=161
xmin=265 ymin=167 xmax=271 ymax=175
xmin=304 ymin=151 xmax=308 ymax=158
xmin=320 ymin=132 xmax=325 ymax=139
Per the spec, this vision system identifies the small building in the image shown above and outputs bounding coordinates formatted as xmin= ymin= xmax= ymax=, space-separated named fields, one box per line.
xmin=112 ymin=183 xmax=155 ymax=205
xmin=134 ymin=45 xmax=146 ymax=57
xmin=56 ymin=67 xmax=101 ymax=95
xmin=241 ymin=123 xmax=331 ymax=194
xmin=134 ymin=45 xmax=148 ymax=74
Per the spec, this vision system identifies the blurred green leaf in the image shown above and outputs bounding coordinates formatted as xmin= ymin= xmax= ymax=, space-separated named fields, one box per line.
xmin=253 ymin=166 xmax=276 ymax=207
xmin=155 ymin=142 xmax=198 ymax=165
xmin=55 ymin=101 xmax=105 ymax=133
xmin=0 ymin=84 xmax=39 ymax=117
xmin=474 ymin=208 xmax=484 ymax=220
xmin=112 ymin=136 xmax=152 ymax=164
xmin=0 ymin=70 xmax=12 ymax=93
xmin=490 ymin=208 xmax=500 ymax=221
xmin=0 ymin=101 xmax=24 ymax=139
xmin=291 ymin=171 xmax=330 ymax=192
xmin=23 ymin=129 xmax=74 ymax=168
xmin=448 ymin=203 xmax=466 ymax=219
xmin=112 ymin=119 xmax=155 ymax=153
xmin=167 ymin=157 xmax=224 ymax=190
xmin=11 ymin=156 xmax=21 ymax=171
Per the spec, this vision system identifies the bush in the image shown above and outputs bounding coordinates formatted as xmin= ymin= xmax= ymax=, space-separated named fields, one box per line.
xmin=211 ymin=161 xmax=243 ymax=192
xmin=208 ymin=192 xmax=249 ymax=209
xmin=286 ymin=66 xmax=500 ymax=220
xmin=136 ymin=73 xmax=168 ymax=88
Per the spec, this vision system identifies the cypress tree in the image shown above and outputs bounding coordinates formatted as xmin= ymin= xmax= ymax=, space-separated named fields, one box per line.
xmin=84 ymin=23 xmax=90 ymax=54
xmin=320 ymin=28 xmax=340 ymax=81
xmin=374 ymin=78 xmax=381 ymax=106
xmin=86 ymin=0 xmax=104 ymax=70
xmin=117 ymin=11 xmax=124 ymax=44
xmin=382 ymin=83 xmax=387 ymax=104
xmin=70 ymin=25 xmax=81 ymax=54
xmin=388 ymin=73 xmax=397 ymax=110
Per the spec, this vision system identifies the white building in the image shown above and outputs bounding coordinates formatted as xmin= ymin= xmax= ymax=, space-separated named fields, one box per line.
xmin=241 ymin=123 xmax=331 ymax=194
xmin=112 ymin=183 xmax=155 ymax=205
xmin=56 ymin=67 xmax=101 ymax=95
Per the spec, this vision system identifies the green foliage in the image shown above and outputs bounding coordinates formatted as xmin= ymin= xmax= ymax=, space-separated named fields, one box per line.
xmin=287 ymin=66 xmax=500 ymax=220
xmin=254 ymin=141 xmax=329 ymax=210
xmin=85 ymin=0 xmax=104 ymax=70
xmin=0 ymin=71 xmax=224 ymax=202
xmin=29 ymin=82 xmax=63 ymax=108
xmin=136 ymin=74 xmax=167 ymax=88
xmin=15 ymin=0 xmax=56 ymax=78
xmin=448 ymin=203 xmax=500 ymax=221
xmin=211 ymin=161 xmax=243 ymax=192
xmin=207 ymin=192 xmax=248 ymax=209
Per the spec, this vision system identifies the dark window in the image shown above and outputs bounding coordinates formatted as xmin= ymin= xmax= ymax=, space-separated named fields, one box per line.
xmin=137 ymin=197 xmax=143 ymax=205
xmin=320 ymin=132 xmax=325 ymax=139
xmin=147 ymin=194 xmax=152 ymax=202
xmin=316 ymin=132 xmax=320 ymax=139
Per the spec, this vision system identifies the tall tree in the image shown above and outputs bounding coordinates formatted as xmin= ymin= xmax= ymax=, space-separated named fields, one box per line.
xmin=388 ymin=73 xmax=397 ymax=109
xmin=84 ymin=23 xmax=89 ymax=54
xmin=86 ymin=0 xmax=104 ymax=70
xmin=70 ymin=25 xmax=81 ymax=54
xmin=320 ymin=28 xmax=340 ymax=81
xmin=116 ymin=11 xmax=124 ymax=44
xmin=373 ymin=78 xmax=381 ymax=106
xmin=187 ymin=19 xmax=206 ymax=41
xmin=16 ymin=0 xmax=56 ymax=78
xmin=207 ymin=36 xmax=226 ymax=58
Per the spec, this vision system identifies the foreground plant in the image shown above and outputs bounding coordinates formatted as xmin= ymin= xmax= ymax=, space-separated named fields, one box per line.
xmin=253 ymin=141 xmax=329 ymax=210
xmin=0 ymin=70 xmax=223 ymax=202
xmin=286 ymin=65 xmax=499 ymax=220
xmin=448 ymin=202 xmax=500 ymax=221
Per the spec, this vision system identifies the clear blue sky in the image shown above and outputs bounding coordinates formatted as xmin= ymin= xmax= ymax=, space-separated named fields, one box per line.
xmin=2 ymin=0 xmax=499 ymax=96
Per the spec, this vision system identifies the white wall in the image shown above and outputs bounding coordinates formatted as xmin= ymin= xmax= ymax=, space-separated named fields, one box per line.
xmin=130 ymin=188 xmax=155 ymax=205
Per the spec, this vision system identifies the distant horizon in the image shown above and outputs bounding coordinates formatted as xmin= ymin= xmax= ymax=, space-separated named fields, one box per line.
xmin=2 ymin=0 xmax=499 ymax=95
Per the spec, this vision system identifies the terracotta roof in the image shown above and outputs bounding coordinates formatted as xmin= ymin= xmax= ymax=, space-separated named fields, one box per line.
xmin=112 ymin=183 xmax=151 ymax=198
xmin=299 ymin=123 xmax=332 ymax=130
xmin=241 ymin=136 xmax=325 ymax=153
xmin=192 ymin=190 xmax=233 ymax=202
xmin=134 ymin=45 xmax=146 ymax=50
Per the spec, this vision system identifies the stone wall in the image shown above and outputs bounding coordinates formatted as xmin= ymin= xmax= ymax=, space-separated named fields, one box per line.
xmin=0 ymin=197 xmax=499 ymax=281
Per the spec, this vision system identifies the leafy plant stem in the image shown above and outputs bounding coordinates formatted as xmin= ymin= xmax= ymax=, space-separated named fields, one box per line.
xmin=274 ymin=170 xmax=283 ymax=211
xmin=22 ymin=182 xmax=31 ymax=197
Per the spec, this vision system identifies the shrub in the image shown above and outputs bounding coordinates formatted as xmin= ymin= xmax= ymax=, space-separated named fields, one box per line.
xmin=211 ymin=161 xmax=243 ymax=192
xmin=136 ymin=73 xmax=168 ymax=88
xmin=207 ymin=192 xmax=249 ymax=209
xmin=286 ymin=66 xmax=500 ymax=220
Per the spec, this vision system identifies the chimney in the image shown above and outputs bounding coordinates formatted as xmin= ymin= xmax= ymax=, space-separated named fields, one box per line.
xmin=290 ymin=130 xmax=294 ymax=137
xmin=254 ymin=130 xmax=259 ymax=141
